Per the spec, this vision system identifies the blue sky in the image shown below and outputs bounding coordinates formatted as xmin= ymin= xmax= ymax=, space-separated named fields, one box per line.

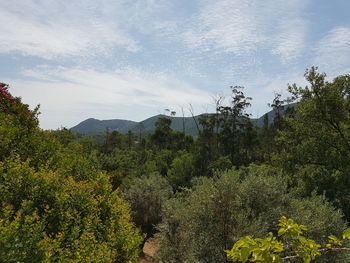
xmin=1 ymin=0 xmax=350 ymax=129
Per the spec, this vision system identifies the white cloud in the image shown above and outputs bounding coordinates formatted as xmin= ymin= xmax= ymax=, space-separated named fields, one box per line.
xmin=313 ymin=26 xmax=350 ymax=75
xmin=0 ymin=0 xmax=310 ymax=64
xmin=8 ymin=66 xmax=211 ymax=129
xmin=182 ymin=0 xmax=260 ymax=55
xmin=181 ymin=0 xmax=309 ymax=62
xmin=0 ymin=1 xmax=140 ymax=59
xmin=271 ymin=18 xmax=308 ymax=63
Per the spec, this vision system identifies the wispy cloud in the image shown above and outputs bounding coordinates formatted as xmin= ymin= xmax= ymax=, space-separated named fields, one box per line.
xmin=181 ymin=0 xmax=309 ymax=62
xmin=182 ymin=0 xmax=261 ymax=55
xmin=9 ymin=66 xmax=211 ymax=129
xmin=271 ymin=18 xmax=308 ymax=63
xmin=0 ymin=1 xmax=140 ymax=59
xmin=313 ymin=26 xmax=350 ymax=75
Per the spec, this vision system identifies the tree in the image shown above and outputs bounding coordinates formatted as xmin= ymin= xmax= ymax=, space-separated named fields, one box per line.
xmin=275 ymin=67 xmax=350 ymax=219
xmin=122 ymin=173 xmax=173 ymax=240
xmin=208 ymin=156 xmax=232 ymax=173
xmin=150 ymin=117 xmax=173 ymax=149
xmin=52 ymin=128 xmax=77 ymax=146
xmin=0 ymin=84 xmax=143 ymax=262
xmin=256 ymin=93 xmax=291 ymax=163
xmin=102 ymin=130 xmax=124 ymax=153
xmin=217 ymin=86 xmax=253 ymax=167
xmin=0 ymin=82 xmax=40 ymax=162
xmin=195 ymin=114 xmax=218 ymax=176
xmin=167 ymin=152 xmax=195 ymax=189
xmin=126 ymin=130 xmax=135 ymax=149
xmin=268 ymin=93 xmax=284 ymax=131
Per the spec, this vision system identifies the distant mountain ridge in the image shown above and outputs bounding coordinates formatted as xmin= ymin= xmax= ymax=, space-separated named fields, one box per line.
xmin=71 ymin=104 xmax=295 ymax=136
xmin=71 ymin=114 xmax=202 ymax=136
xmin=71 ymin=118 xmax=138 ymax=135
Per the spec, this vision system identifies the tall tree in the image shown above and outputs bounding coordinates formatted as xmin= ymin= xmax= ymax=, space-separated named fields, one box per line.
xmin=269 ymin=93 xmax=284 ymax=130
xmin=150 ymin=117 xmax=173 ymax=150
xmin=217 ymin=86 xmax=252 ymax=167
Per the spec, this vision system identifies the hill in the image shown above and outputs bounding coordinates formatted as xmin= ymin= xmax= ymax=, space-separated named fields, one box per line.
xmin=71 ymin=115 xmax=202 ymax=136
xmin=70 ymin=104 xmax=296 ymax=136
xmin=71 ymin=118 xmax=137 ymax=135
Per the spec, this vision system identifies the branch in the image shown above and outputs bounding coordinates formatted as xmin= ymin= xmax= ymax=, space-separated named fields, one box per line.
xmin=282 ymin=247 xmax=350 ymax=261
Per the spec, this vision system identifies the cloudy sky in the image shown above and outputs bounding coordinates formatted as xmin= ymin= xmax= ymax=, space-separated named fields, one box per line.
xmin=1 ymin=0 xmax=350 ymax=129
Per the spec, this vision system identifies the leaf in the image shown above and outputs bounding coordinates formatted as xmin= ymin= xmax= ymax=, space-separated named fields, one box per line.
xmin=278 ymin=228 xmax=286 ymax=236
xmin=327 ymin=235 xmax=342 ymax=247
xmin=343 ymin=228 xmax=350 ymax=239
xmin=240 ymin=247 xmax=251 ymax=262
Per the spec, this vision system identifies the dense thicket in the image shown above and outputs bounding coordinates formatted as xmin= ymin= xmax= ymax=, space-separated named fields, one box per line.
xmin=155 ymin=166 xmax=347 ymax=262
xmin=0 ymin=83 xmax=142 ymax=263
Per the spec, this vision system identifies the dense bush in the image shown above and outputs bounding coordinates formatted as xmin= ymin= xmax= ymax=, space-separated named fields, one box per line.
xmin=167 ymin=151 xmax=195 ymax=189
xmin=0 ymin=159 xmax=142 ymax=263
xmin=122 ymin=173 xmax=173 ymax=240
xmin=0 ymin=84 xmax=143 ymax=262
xmin=155 ymin=165 xmax=346 ymax=263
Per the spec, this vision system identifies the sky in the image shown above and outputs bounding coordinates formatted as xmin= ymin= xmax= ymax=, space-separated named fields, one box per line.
xmin=1 ymin=0 xmax=350 ymax=129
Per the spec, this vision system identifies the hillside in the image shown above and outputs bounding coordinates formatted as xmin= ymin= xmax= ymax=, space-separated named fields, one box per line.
xmin=71 ymin=118 xmax=137 ymax=135
xmin=71 ymin=114 xmax=203 ymax=136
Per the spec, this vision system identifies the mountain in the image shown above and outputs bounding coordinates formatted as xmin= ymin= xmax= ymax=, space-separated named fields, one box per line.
xmin=71 ymin=115 xmax=202 ymax=136
xmin=253 ymin=103 xmax=296 ymax=127
xmin=70 ymin=104 xmax=296 ymax=136
xmin=71 ymin=118 xmax=137 ymax=135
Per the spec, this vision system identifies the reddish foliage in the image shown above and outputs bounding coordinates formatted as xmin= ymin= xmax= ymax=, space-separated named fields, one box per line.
xmin=0 ymin=82 xmax=16 ymax=102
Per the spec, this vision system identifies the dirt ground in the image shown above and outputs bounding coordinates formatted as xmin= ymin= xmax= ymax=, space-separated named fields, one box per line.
xmin=139 ymin=240 xmax=159 ymax=263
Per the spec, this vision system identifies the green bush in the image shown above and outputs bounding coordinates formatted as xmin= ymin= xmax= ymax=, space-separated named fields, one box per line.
xmin=0 ymin=158 xmax=142 ymax=263
xmin=155 ymin=165 xmax=346 ymax=263
xmin=122 ymin=173 xmax=173 ymax=239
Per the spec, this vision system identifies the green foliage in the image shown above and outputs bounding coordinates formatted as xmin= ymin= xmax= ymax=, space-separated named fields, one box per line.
xmin=216 ymin=86 xmax=253 ymax=167
xmin=0 ymin=207 xmax=47 ymax=263
xmin=277 ymin=216 xmax=308 ymax=238
xmin=226 ymin=216 xmax=350 ymax=263
xmin=0 ymin=158 xmax=142 ymax=263
xmin=102 ymin=130 xmax=124 ymax=153
xmin=275 ymin=67 xmax=350 ymax=219
xmin=99 ymin=150 xmax=141 ymax=187
xmin=52 ymin=141 xmax=100 ymax=181
xmin=150 ymin=117 xmax=173 ymax=149
xmin=343 ymin=228 xmax=350 ymax=240
xmin=278 ymin=218 xmax=321 ymax=263
xmin=0 ymin=86 xmax=143 ymax=262
xmin=208 ymin=156 xmax=232 ymax=173
xmin=226 ymin=234 xmax=284 ymax=263
xmin=0 ymin=85 xmax=40 ymax=162
xmin=155 ymin=165 xmax=346 ymax=263
xmin=122 ymin=173 xmax=173 ymax=239
xmin=167 ymin=152 xmax=195 ymax=189
xmin=52 ymin=128 xmax=77 ymax=146
xmin=327 ymin=235 xmax=342 ymax=248
xmin=154 ymin=150 xmax=174 ymax=176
